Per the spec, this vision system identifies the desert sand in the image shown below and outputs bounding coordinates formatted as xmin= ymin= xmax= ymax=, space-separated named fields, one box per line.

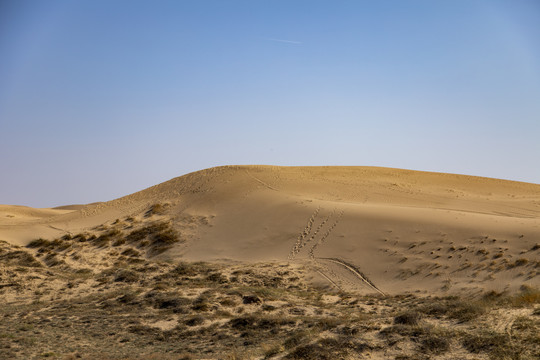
xmin=2 ymin=166 xmax=539 ymax=296
xmin=1 ymin=166 xmax=539 ymax=359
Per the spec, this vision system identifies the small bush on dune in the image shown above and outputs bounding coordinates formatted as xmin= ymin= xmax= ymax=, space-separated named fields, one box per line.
xmin=185 ymin=316 xmax=205 ymax=326
xmin=0 ymin=250 xmax=42 ymax=267
xmin=229 ymin=315 xmax=294 ymax=332
xmin=394 ymin=311 xmax=422 ymax=326
xmin=511 ymin=286 xmax=540 ymax=306
xmin=285 ymin=336 xmax=369 ymax=359
xmin=26 ymin=238 xmax=71 ymax=251
xmin=125 ymin=222 xmax=181 ymax=252
xmin=93 ymin=229 xmax=122 ymax=247
xmin=448 ymin=302 xmax=485 ymax=322
xmin=145 ymin=291 xmax=191 ymax=312
xmin=420 ymin=334 xmax=450 ymax=354
xmin=121 ymin=248 xmax=140 ymax=257
xmin=286 ymin=343 xmax=333 ymax=360
xmin=379 ymin=324 xmax=426 ymax=338
xmin=26 ymin=238 xmax=51 ymax=248
xmin=508 ymin=258 xmax=529 ymax=268
xmin=151 ymin=228 xmax=179 ymax=246
xmin=112 ymin=238 xmax=126 ymax=246
xmin=145 ymin=203 xmax=170 ymax=217
xmin=170 ymin=262 xmax=199 ymax=276
xmin=418 ymin=299 xmax=485 ymax=322
xmin=72 ymin=233 xmax=87 ymax=242
xmin=283 ymin=331 xmax=310 ymax=350
xmin=114 ymin=269 xmax=139 ymax=283
xmin=43 ymin=252 xmax=65 ymax=267
xmin=462 ymin=332 xmax=516 ymax=357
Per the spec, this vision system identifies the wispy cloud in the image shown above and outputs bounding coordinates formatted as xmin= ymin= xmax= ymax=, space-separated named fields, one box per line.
xmin=267 ymin=38 xmax=302 ymax=45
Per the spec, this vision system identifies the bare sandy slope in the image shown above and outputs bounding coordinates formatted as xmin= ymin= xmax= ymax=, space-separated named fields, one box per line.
xmin=1 ymin=166 xmax=539 ymax=296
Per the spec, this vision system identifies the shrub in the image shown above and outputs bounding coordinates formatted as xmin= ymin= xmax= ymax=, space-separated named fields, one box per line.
xmin=448 ymin=303 xmax=484 ymax=322
xmin=242 ymin=295 xmax=261 ymax=304
xmin=462 ymin=332 xmax=512 ymax=355
xmin=44 ymin=253 xmax=65 ymax=267
xmin=93 ymin=229 xmax=122 ymax=247
xmin=394 ymin=311 xmax=422 ymax=326
xmin=112 ymin=238 xmax=126 ymax=246
xmin=121 ymin=248 xmax=140 ymax=257
xmin=420 ymin=335 xmax=450 ymax=354
xmin=26 ymin=238 xmax=51 ymax=248
xmin=72 ymin=233 xmax=87 ymax=242
xmin=508 ymin=258 xmax=529 ymax=268
xmin=283 ymin=331 xmax=309 ymax=350
xmin=126 ymin=222 xmax=181 ymax=251
xmin=229 ymin=315 xmax=294 ymax=332
xmin=185 ymin=316 xmax=205 ymax=326
xmin=117 ymin=292 xmax=139 ymax=304
xmin=145 ymin=291 xmax=191 ymax=312
xmin=379 ymin=324 xmax=426 ymax=338
xmin=285 ymin=336 xmax=368 ymax=359
xmin=114 ymin=269 xmax=139 ymax=283
xmin=0 ymin=250 xmax=42 ymax=267
xmin=145 ymin=203 xmax=169 ymax=217
xmin=511 ymin=286 xmax=540 ymax=306
xmin=286 ymin=343 xmax=333 ymax=360
xmin=170 ymin=262 xmax=210 ymax=276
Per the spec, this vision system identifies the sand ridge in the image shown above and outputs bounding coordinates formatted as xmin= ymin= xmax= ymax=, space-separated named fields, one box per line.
xmin=1 ymin=165 xmax=539 ymax=296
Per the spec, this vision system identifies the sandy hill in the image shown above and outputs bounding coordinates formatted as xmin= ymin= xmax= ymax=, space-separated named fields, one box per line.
xmin=1 ymin=165 xmax=539 ymax=296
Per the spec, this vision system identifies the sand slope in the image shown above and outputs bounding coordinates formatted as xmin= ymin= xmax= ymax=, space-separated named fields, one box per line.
xmin=1 ymin=165 xmax=539 ymax=296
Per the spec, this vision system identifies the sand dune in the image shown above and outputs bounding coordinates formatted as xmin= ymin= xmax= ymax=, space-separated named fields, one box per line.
xmin=1 ymin=166 xmax=539 ymax=296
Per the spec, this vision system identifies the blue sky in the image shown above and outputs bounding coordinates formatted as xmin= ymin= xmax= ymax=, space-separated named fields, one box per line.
xmin=1 ymin=0 xmax=539 ymax=207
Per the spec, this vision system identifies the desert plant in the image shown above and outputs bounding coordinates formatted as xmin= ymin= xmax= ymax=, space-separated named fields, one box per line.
xmin=462 ymin=332 xmax=517 ymax=357
xmin=0 ymin=250 xmax=42 ymax=267
xmin=185 ymin=316 xmax=205 ymax=326
xmin=114 ymin=269 xmax=139 ymax=283
xmin=26 ymin=238 xmax=51 ymax=248
xmin=121 ymin=248 xmax=140 ymax=257
xmin=145 ymin=203 xmax=169 ymax=217
xmin=394 ymin=311 xmax=422 ymax=325
xmin=419 ymin=334 xmax=450 ymax=354
xmin=93 ymin=229 xmax=122 ymax=247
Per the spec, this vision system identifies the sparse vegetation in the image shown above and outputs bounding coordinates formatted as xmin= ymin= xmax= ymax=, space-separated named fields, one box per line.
xmin=145 ymin=203 xmax=170 ymax=217
xmin=419 ymin=333 xmax=450 ymax=354
xmin=394 ymin=311 xmax=422 ymax=325
xmin=0 ymin=250 xmax=42 ymax=267
xmin=1 ymin=220 xmax=538 ymax=359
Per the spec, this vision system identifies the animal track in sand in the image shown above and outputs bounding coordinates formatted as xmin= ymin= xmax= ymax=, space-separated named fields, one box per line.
xmin=309 ymin=210 xmax=343 ymax=259
xmin=288 ymin=207 xmax=320 ymax=260
xmin=288 ymin=208 xmax=385 ymax=295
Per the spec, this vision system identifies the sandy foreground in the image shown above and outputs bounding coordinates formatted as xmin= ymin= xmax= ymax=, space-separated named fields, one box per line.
xmin=1 ymin=166 xmax=539 ymax=359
